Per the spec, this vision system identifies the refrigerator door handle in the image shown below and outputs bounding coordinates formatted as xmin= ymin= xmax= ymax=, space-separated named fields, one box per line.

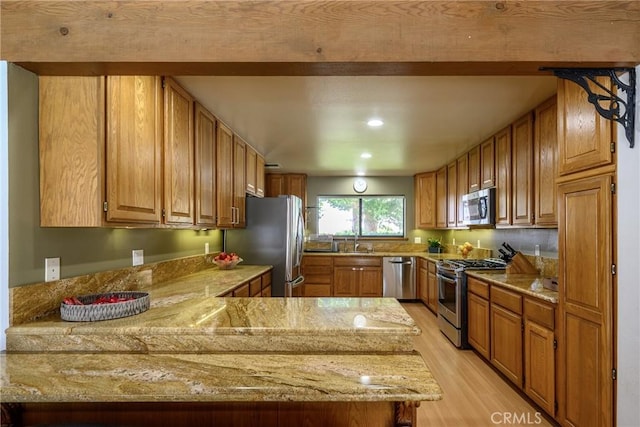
xmin=286 ymin=275 xmax=305 ymax=297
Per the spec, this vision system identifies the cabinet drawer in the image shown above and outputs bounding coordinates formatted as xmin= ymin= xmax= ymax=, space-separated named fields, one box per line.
xmin=302 ymin=256 xmax=334 ymax=267
xmin=302 ymin=265 xmax=333 ymax=284
xmin=304 ymin=284 xmax=332 ymax=297
xmin=333 ymin=256 xmax=381 ymax=267
xmin=491 ymin=285 xmax=522 ymax=315
xmin=428 ymin=260 xmax=436 ymax=274
xmin=467 ymin=276 xmax=490 ymax=299
xmin=524 ymin=297 xmax=555 ymax=330
xmin=233 ymin=283 xmax=250 ymax=297
xmin=249 ymin=277 xmax=262 ymax=297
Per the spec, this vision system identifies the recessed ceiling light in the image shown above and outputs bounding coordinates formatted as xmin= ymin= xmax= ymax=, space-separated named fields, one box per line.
xmin=367 ymin=118 xmax=384 ymax=127
xmin=356 ymin=171 xmax=366 ymax=176
xmin=360 ymin=152 xmax=372 ymax=159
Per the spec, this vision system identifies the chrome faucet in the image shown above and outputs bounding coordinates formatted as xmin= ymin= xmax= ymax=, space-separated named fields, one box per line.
xmin=353 ymin=234 xmax=359 ymax=252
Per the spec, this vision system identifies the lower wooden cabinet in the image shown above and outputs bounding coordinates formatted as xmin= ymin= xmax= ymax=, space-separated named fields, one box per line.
xmin=524 ymin=320 xmax=555 ymax=415
xmin=490 ymin=303 xmax=523 ymax=388
xmin=418 ymin=259 xmax=438 ymax=314
xmin=226 ymin=270 xmax=272 ymax=297
xmin=333 ymin=257 xmax=382 ymax=297
xmin=467 ymin=292 xmax=490 ymax=359
xmin=301 ymin=256 xmax=334 ymax=297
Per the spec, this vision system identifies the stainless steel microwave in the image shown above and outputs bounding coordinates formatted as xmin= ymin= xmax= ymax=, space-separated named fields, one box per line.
xmin=461 ymin=188 xmax=495 ymax=226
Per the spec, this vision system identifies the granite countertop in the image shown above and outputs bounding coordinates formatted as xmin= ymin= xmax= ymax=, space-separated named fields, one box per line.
xmin=304 ymin=251 xmax=469 ymax=261
xmin=6 ymin=297 xmax=420 ymax=353
xmin=0 ymin=351 xmax=441 ymax=403
xmin=465 ymin=271 xmax=559 ymax=304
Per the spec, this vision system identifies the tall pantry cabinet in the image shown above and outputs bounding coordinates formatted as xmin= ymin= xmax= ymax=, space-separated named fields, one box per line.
xmin=556 ymin=77 xmax=616 ymax=427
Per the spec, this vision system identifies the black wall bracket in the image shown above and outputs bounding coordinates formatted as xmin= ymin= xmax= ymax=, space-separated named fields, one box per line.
xmin=545 ymin=68 xmax=636 ymax=148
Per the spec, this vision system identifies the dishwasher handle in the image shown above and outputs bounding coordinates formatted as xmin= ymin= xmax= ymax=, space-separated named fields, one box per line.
xmin=388 ymin=260 xmax=413 ymax=265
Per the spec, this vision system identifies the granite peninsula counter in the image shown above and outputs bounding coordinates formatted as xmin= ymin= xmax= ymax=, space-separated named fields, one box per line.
xmin=2 ymin=266 xmax=443 ymax=427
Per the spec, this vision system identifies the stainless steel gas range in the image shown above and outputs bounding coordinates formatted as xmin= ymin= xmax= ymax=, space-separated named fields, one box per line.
xmin=436 ymin=258 xmax=506 ymax=348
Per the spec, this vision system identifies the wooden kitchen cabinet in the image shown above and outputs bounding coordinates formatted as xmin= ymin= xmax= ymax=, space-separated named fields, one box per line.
xmin=266 ymin=173 xmax=307 ymax=212
xmin=216 ymin=123 xmax=246 ymax=228
xmin=468 ymin=145 xmax=480 ymax=192
xmin=446 ymin=161 xmax=457 ymax=228
xmin=163 ymin=77 xmax=195 ymax=226
xmin=480 ymin=137 xmax=495 ymax=189
xmin=245 ymin=144 xmax=265 ymax=198
xmin=467 ymin=276 xmax=490 ymax=359
xmin=511 ymin=112 xmax=534 ymax=226
xmin=456 ymin=153 xmax=468 ymax=227
xmin=557 ymin=78 xmax=614 ymax=176
xmin=524 ymin=297 xmax=556 ymax=416
xmin=39 ymin=76 xmax=165 ymax=227
xmin=194 ymin=102 xmax=217 ymax=228
xmin=333 ymin=257 xmax=382 ymax=297
xmin=301 ymin=256 xmax=333 ymax=297
xmin=418 ymin=259 xmax=437 ymax=313
xmin=233 ymin=282 xmax=250 ymax=297
xmin=435 ymin=166 xmax=448 ymax=228
xmin=490 ymin=286 xmax=523 ymax=388
xmin=534 ymin=96 xmax=558 ymax=227
xmin=494 ymin=125 xmax=512 ymax=226
xmin=414 ymin=172 xmax=437 ymax=229
xmin=261 ymin=271 xmax=272 ymax=297
xmin=558 ymin=174 xmax=614 ymax=427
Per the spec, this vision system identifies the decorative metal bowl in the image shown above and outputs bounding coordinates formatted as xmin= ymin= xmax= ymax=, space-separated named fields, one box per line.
xmin=60 ymin=291 xmax=150 ymax=322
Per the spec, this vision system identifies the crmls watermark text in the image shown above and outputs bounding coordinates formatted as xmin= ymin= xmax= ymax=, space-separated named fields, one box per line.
xmin=490 ymin=412 xmax=543 ymax=425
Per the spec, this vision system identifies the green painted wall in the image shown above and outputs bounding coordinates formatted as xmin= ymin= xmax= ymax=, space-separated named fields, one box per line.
xmin=7 ymin=64 xmax=223 ymax=287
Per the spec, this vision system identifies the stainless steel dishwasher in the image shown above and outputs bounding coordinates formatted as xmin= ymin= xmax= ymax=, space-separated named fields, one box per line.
xmin=382 ymin=256 xmax=417 ymax=300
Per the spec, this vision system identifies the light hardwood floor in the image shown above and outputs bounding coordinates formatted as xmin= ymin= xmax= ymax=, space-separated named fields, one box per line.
xmin=402 ymin=302 xmax=557 ymax=427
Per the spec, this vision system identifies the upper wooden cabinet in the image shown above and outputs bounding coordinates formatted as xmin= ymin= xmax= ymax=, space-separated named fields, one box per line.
xmin=245 ymin=144 xmax=265 ymax=198
xmin=216 ymin=121 xmax=236 ymax=228
xmin=494 ymin=126 xmax=512 ymax=226
xmin=266 ymin=173 xmax=307 ymax=211
xmin=414 ymin=172 xmax=436 ymax=229
xmin=435 ymin=166 xmax=448 ymax=229
xmin=233 ymin=135 xmax=247 ymax=228
xmin=467 ymin=145 xmax=480 ymax=192
xmin=456 ymin=154 xmax=469 ymax=227
xmin=557 ymin=78 xmax=614 ymax=176
xmin=446 ymin=161 xmax=457 ymax=228
xmin=40 ymin=76 xmax=164 ymax=227
xmin=194 ymin=102 xmax=217 ymax=228
xmin=163 ymin=77 xmax=195 ymax=226
xmin=480 ymin=137 xmax=496 ymax=189
xmin=511 ymin=112 xmax=534 ymax=226
xmin=534 ymin=96 xmax=558 ymax=227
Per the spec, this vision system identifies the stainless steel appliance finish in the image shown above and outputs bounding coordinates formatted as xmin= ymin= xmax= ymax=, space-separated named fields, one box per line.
xmin=437 ymin=258 xmax=506 ymax=348
xmin=225 ymin=195 xmax=305 ymax=297
xmin=461 ymin=187 xmax=496 ymax=226
xmin=382 ymin=257 xmax=417 ymax=300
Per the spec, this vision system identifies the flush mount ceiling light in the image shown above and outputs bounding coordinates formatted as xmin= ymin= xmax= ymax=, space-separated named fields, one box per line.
xmin=360 ymin=152 xmax=372 ymax=159
xmin=367 ymin=118 xmax=384 ymax=127
xmin=356 ymin=171 xmax=366 ymax=176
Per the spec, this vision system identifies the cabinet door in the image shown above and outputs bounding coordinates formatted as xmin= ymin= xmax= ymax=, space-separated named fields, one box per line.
xmin=256 ymin=154 xmax=265 ymax=197
xmin=480 ymin=137 xmax=495 ymax=189
xmin=534 ymin=96 xmax=558 ymax=227
xmin=494 ymin=126 xmax=512 ymax=226
xmin=233 ymin=283 xmax=250 ymax=297
xmin=511 ymin=112 xmax=534 ymax=226
xmin=456 ymin=154 xmax=468 ymax=227
xmin=557 ymin=78 xmax=613 ymax=176
xmin=39 ymin=76 xmax=106 ymax=227
xmin=524 ymin=321 xmax=555 ymax=416
xmin=415 ymin=172 xmax=437 ymax=229
xmin=491 ymin=304 xmax=523 ymax=388
xmin=446 ymin=161 xmax=457 ymax=228
xmin=194 ymin=103 xmax=217 ymax=227
xmin=245 ymin=144 xmax=257 ymax=195
xmin=427 ymin=268 xmax=438 ymax=313
xmin=435 ymin=166 xmax=448 ymax=228
xmin=266 ymin=174 xmax=285 ymax=196
xmin=233 ymin=136 xmax=247 ymax=227
xmin=359 ymin=267 xmax=382 ymax=297
xmin=468 ymin=292 xmax=490 ymax=359
xmin=163 ymin=77 xmax=195 ymax=225
xmin=216 ymin=121 xmax=235 ymax=228
xmin=287 ymin=174 xmax=307 ymax=211
xmin=333 ymin=267 xmax=359 ymax=297
xmin=106 ymin=76 xmax=163 ymax=224
xmin=468 ymin=145 xmax=480 ymax=192
xmin=558 ymin=174 xmax=613 ymax=427
xmin=418 ymin=263 xmax=429 ymax=305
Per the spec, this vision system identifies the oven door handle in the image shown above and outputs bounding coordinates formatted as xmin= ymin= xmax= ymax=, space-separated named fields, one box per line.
xmin=436 ymin=273 xmax=457 ymax=284
xmin=436 ymin=272 xmax=458 ymax=301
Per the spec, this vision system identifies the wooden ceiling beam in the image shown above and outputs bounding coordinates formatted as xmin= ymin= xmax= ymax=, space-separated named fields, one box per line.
xmin=2 ymin=1 xmax=639 ymax=76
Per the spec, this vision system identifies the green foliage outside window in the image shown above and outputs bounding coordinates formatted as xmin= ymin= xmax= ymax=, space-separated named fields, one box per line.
xmin=317 ymin=196 xmax=405 ymax=237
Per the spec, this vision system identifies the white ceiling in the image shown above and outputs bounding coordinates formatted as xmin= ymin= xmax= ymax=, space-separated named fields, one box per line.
xmin=175 ymin=75 xmax=558 ymax=177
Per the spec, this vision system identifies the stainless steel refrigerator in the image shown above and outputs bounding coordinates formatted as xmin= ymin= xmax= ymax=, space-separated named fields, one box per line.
xmin=225 ymin=195 xmax=305 ymax=296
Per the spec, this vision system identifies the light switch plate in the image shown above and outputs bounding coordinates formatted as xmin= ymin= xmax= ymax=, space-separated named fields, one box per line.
xmin=132 ymin=249 xmax=144 ymax=266
xmin=45 ymin=257 xmax=60 ymax=282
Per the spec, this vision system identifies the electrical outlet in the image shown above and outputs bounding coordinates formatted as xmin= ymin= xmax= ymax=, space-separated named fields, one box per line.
xmin=535 ymin=244 xmax=541 ymax=256
xmin=414 ymin=237 xmax=421 ymax=244
xmin=132 ymin=249 xmax=144 ymax=266
xmin=45 ymin=257 xmax=60 ymax=282
xmin=205 ymin=242 xmax=210 ymax=254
